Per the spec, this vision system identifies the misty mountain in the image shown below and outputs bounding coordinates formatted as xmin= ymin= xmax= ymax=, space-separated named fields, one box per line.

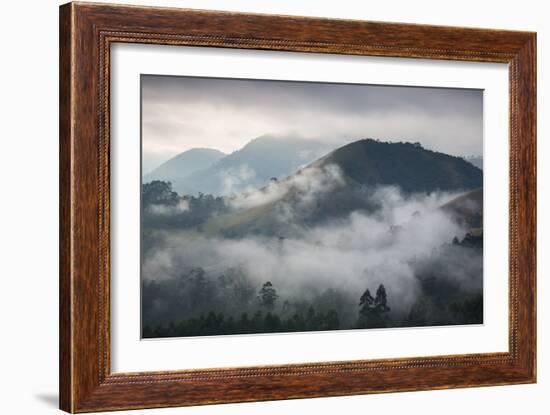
xmin=168 ymin=135 xmax=334 ymax=196
xmin=314 ymin=139 xmax=482 ymax=193
xmin=463 ymin=156 xmax=483 ymax=170
xmin=441 ymin=187 xmax=483 ymax=228
xmin=199 ymin=139 xmax=483 ymax=237
xmin=141 ymin=139 xmax=484 ymax=335
xmin=144 ymin=148 xmax=225 ymax=183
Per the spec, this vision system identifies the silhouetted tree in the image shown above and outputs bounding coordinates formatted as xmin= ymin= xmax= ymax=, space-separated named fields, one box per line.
xmin=357 ymin=284 xmax=390 ymax=329
xmin=374 ymin=284 xmax=390 ymax=313
xmin=359 ymin=288 xmax=374 ymax=315
xmin=258 ymin=281 xmax=278 ymax=310
xmin=142 ymin=180 xmax=178 ymax=205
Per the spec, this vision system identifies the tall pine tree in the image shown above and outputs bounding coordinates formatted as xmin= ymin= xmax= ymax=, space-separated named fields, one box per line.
xmin=374 ymin=284 xmax=390 ymax=312
xmin=258 ymin=281 xmax=278 ymax=310
xmin=359 ymin=288 xmax=374 ymax=315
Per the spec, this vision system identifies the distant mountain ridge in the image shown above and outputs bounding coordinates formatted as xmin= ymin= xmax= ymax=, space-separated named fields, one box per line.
xmin=167 ymin=135 xmax=334 ymax=196
xmin=144 ymin=148 xmax=225 ymax=183
xmin=463 ymin=156 xmax=483 ymax=170
xmin=199 ymin=139 xmax=483 ymax=237
xmin=144 ymin=137 xmax=482 ymax=201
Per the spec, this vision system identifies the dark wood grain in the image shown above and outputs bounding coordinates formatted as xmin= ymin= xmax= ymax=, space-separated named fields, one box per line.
xmin=59 ymin=3 xmax=73 ymax=411
xmin=59 ymin=2 xmax=537 ymax=412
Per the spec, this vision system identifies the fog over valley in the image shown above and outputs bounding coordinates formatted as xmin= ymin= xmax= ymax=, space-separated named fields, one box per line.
xmin=141 ymin=138 xmax=483 ymax=337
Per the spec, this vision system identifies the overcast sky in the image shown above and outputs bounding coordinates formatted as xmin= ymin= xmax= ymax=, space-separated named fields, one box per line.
xmin=142 ymin=75 xmax=483 ymax=173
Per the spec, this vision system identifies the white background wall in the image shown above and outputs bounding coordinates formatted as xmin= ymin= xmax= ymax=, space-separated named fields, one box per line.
xmin=0 ymin=0 xmax=546 ymax=414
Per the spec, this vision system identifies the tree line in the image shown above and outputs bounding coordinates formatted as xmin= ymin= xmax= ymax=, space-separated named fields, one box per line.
xmin=142 ymin=180 xmax=229 ymax=229
xmin=142 ymin=274 xmax=392 ymax=338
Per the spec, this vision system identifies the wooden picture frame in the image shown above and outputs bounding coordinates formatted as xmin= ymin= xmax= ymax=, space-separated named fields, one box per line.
xmin=59 ymin=2 xmax=536 ymax=412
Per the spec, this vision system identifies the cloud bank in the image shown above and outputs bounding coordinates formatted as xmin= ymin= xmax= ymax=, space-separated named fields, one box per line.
xmin=142 ymin=184 xmax=476 ymax=316
xmin=142 ymin=75 xmax=483 ymax=173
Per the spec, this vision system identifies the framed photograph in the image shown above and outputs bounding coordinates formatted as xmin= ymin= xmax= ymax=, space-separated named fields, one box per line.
xmin=59 ymin=2 xmax=536 ymax=412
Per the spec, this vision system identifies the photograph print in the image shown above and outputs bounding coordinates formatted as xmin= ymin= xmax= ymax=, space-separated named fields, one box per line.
xmin=141 ymin=75 xmax=484 ymax=339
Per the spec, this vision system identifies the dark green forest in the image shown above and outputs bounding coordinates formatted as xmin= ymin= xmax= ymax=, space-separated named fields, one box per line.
xmin=142 ymin=261 xmax=483 ymax=338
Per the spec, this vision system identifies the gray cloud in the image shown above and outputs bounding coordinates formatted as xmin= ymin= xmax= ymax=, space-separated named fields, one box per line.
xmin=142 ymin=75 xmax=483 ymax=173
